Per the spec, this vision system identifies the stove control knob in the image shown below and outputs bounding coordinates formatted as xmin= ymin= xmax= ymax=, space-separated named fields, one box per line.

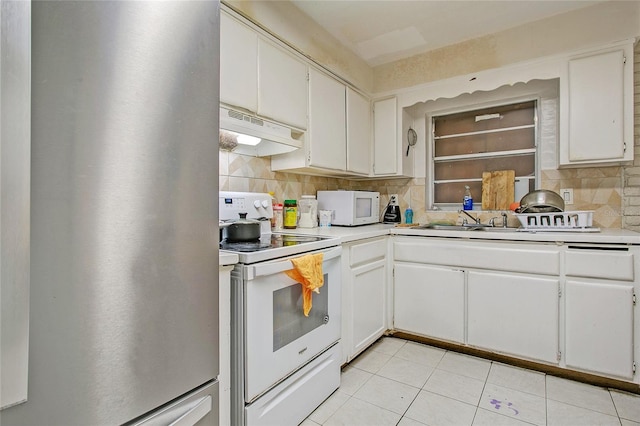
xmin=253 ymin=200 xmax=261 ymax=209
xmin=261 ymin=199 xmax=270 ymax=209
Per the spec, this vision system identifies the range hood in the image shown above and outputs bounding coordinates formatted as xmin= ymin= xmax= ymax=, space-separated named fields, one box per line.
xmin=219 ymin=106 xmax=304 ymax=157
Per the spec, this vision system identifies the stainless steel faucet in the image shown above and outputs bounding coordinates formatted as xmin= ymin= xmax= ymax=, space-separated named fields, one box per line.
xmin=458 ymin=209 xmax=480 ymax=225
xmin=489 ymin=212 xmax=509 ymax=228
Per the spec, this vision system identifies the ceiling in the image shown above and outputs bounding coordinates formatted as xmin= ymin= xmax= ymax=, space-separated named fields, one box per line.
xmin=289 ymin=0 xmax=604 ymax=67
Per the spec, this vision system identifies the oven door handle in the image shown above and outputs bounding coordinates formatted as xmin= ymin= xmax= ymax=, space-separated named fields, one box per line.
xmin=249 ymin=246 xmax=342 ymax=279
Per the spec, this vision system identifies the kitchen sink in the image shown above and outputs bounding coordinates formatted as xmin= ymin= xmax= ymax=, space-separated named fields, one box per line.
xmin=422 ymin=224 xmax=521 ymax=232
xmin=422 ymin=224 xmax=474 ymax=231
xmin=478 ymin=227 xmax=521 ymax=232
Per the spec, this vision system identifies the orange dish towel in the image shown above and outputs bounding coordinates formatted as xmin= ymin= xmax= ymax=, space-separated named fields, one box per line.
xmin=285 ymin=253 xmax=324 ymax=316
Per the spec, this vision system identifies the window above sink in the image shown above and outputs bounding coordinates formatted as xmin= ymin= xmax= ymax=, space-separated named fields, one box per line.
xmin=432 ymin=100 xmax=537 ymax=209
xmin=403 ymin=78 xmax=560 ymax=212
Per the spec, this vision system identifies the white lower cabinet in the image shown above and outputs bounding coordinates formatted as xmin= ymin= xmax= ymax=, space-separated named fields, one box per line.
xmin=351 ymin=259 xmax=387 ymax=355
xmin=393 ymin=237 xmax=562 ymax=365
xmin=309 ymin=233 xmax=640 ymax=387
xmin=563 ymin=245 xmax=636 ymax=379
xmin=565 ymin=280 xmax=635 ymax=379
xmin=390 ymin=236 xmax=639 ymax=384
xmin=467 ymin=271 xmax=559 ymax=364
xmin=394 ymin=264 xmax=464 ymax=343
xmin=342 ymin=236 xmax=387 ymax=363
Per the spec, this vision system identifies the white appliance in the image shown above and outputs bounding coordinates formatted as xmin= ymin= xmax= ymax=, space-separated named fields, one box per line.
xmin=219 ymin=191 xmax=342 ymax=426
xmin=317 ymin=190 xmax=381 ymax=226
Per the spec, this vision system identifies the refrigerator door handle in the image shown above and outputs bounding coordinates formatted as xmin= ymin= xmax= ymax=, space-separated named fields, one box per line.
xmin=134 ymin=394 xmax=213 ymax=426
xmin=169 ymin=395 xmax=212 ymax=426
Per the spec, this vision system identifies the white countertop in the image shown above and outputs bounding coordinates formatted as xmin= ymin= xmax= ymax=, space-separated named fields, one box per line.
xmin=392 ymin=227 xmax=640 ymax=244
xmin=219 ymin=251 xmax=239 ymax=266
xmin=218 ymin=226 xmax=640 ymax=268
xmin=276 ymin=224 xmax=393 ymax=243
xmin=278 ymin=224 xmax=640 ymax=245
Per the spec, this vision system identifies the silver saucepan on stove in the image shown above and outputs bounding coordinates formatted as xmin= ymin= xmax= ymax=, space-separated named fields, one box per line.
xmin=220 ymin=212 xmax=261 ymax=242
xmin=518 ymin=189 xmax=565 ymax=213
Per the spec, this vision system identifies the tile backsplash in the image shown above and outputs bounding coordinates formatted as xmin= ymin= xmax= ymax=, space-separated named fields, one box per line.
xmin=219 ymin=150 xmax=625 ymax=229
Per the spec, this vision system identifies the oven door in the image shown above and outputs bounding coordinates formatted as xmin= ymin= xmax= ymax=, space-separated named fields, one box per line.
xmin=243 ymin=246 xmax=341 ymax=402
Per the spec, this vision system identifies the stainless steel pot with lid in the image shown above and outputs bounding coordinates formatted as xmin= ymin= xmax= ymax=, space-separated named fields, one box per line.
xmin=221 ymin=212 xmax=261 ymax=242
xmin=518 ymin=189 xmax=565 ymax=213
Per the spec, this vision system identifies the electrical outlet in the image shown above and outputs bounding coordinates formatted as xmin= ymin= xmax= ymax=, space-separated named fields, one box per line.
xmin=560 ymin=188 xmax=574 ymax=205
xmin=389 ymin=194 xmax=398 ymax=205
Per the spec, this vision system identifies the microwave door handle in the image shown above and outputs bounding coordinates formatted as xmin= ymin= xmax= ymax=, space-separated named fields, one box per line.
xmin=250 ymin=246 xmax=342 ymax=279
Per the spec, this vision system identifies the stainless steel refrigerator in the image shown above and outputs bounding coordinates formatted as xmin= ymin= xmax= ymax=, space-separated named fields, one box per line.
xmin=1 ymin=0 xmax=220 ymax=424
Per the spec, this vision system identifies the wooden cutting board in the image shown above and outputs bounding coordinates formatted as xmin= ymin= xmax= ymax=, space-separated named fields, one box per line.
xmin=482 ymin=170 xmax=515 ymax=210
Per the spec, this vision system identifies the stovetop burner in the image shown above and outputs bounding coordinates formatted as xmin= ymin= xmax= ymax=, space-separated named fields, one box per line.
xmin=219 ymin=233 xmax=330 ymax=253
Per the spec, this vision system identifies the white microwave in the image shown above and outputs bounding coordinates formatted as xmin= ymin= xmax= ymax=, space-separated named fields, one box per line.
xmin=316 ymin=190 xmax=380 ymax=226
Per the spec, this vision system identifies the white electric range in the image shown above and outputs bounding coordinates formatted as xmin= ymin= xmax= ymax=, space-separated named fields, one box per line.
xmin=219 ymin=191 xmax=342 ymax=426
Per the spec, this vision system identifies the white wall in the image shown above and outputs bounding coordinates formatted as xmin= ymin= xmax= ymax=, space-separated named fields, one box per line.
xmin=373 ymin=1 xmax=640 ymax=93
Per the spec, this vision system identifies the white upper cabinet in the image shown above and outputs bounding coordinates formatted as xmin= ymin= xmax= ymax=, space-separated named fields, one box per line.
xmin=257 ymin=39 xmax=308 ymax=130
xmin=307 ymin=68 xmax=346 ymax=171
xmin=373 ymin=97 xmax=400 ymax=176
xmin=272 ymin=69 xmax=374 ymax=176
xmin=220 ymin=11 xmax=308 ymax=131
xmin=372 ymin=97 xmax=415 ymax=178
xmin=559 ymin=44 xmax=633 ymax=166
xmin=220 ymin=12 xmax=258 ymax=112
xmin=346 ymin=88 xmax=371 ymax=175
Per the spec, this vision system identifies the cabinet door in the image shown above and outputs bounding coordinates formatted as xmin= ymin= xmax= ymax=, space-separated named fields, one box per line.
xmin=350 ymin=259 xmax=387 ymax=358
xmin=565 ymin=280 xmax=634 ymax=379
xmin=346 ymin=88 xmax=371 ymax=175
xmin=467 ymin=271 xmax=559 ymax=364
xmin=258 ymin=39 xmax=308 ymax=130
xmin=563 ymin=49 xmax=628 ymax=164
xmin=373 ymin=97 xmax=397 ymax=175
xmin=220 ymin=12 xmax=258 ymax=112
xmin=394 ymin=264 xmax=464 ymax=343
xmin=308 ymin=68 xmax=346 ymax=171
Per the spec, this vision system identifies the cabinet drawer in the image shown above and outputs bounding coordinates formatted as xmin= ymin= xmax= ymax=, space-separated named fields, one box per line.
xmin=394 ymin=239 xmax=560 ymax=275
xmin=565 ymin=248 xmax=634 ymax=281
xmin=350 ymin=238 xmax=387 ymax=267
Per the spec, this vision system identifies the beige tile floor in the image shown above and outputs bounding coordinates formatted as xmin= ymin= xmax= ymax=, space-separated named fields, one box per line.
xmin=301 ymin=337 xmax=640 ymax=426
